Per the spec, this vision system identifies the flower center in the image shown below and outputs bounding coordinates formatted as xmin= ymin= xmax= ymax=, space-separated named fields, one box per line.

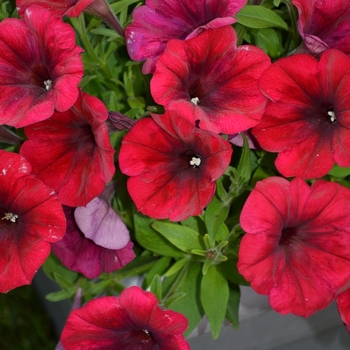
xmin=279 ymin=226 xmax=299 ymax=249
xmin=1 ymin=212 xmax=19 ymax=223
xmin=190 ymin=156 xmax=202 ymax=168
xmin=191 ymin=97 xmax=200 ymax=105
xmin=44 ymin=79 xmax=52 ymax=91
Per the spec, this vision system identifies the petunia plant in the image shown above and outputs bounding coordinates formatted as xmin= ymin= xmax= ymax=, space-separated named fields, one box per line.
xmin=1 ymin=0 xmax=350 ymax=348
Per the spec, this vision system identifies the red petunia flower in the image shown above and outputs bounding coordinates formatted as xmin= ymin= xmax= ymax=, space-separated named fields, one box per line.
xmin=151 ymin=26 xmax=270 ymax=134
xmin=60 ymin=286 xmax=190 ymax=349
xmin=16 ymin=0 xmax=124 ymax=36
xmin=253 ymin=49 xmax=350 ymax=179
xmin=52 ymin=205 xmax=134 ymax=279
xmin=292 ymin=0 xmax=350 ymax=55
xmin=20 ymin=90 xmax=115 ymax=207
xmin=0 ymin=5 xmax=83 ymax=127
xmin=125 ymin=0 xmax=247 ymax=74
xmin=238 ymin=177 xmax=350 ymax=318
xmin=118 ymin=111 xmax=232 ymax=222
xmin=16 ymin=0 xmax=94 ymax=17
xmin=0 ymin=151 xmax=66 ymax=293
xmin=336 ymin=289 xmax=350 ymax=334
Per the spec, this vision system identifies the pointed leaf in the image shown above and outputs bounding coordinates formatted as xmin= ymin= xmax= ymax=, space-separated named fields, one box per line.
xmin=204 ymin=196 xmax=230 ymax=243
xmin=237 ymin=133 xmax=251 ymax=183
xmin=201 ymin=265 xmax=229 ymax=339
xmin=170 ymin=263 xmax=204 ymax=337
xmin=236 ymin=5 xmax=288 ymax=30
xmin=225 ymin=283 xmax=241 ymax=330
xmin=152 ymin=221 xmax=205 ymax=253
xmin=134 ymin=214 xmax=184 ymax=258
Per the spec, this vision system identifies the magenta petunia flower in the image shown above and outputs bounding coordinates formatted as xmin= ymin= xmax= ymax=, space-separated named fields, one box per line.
xmin=20 ymin=90 xmax=115 ymax=207
xmin=125 ymin=0 xmax=247 ymax=74
xmin=118 ymin=111 xmax=233 ymax=222
xmin=292 ymin=0 xmax=350 ymax=55
xmin=151 ymin=26 xmax=270 ymax=134
xmin=253 ymin=49 xmax=350 ymax=179
xmin=0 ymin=5 xmax=83 ymax=127
xmin=52 ymin=204 xmax=134 ymax=279
xmin=16 ymin=0 xmax=94 ymax=17
xmin=60 ymin=286 xmax=190 ymax=349
xmin=0 ymin=150 xmax=66 ymax=293
xmin=238 ymin=177 xmax=350 ymax=318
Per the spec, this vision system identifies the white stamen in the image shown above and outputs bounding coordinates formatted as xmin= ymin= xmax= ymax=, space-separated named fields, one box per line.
xmin=2 ymin=212 xmax=19 ymax=223
xmin=191 ymin=97 xmax=200 ymax=105
xmin=190 ymin=156 xmax=201 ymax=167
xmin=44 ymin=79 xmax=52 ymax=91
xmin=328 ymin=110 xmax=336 ymax=123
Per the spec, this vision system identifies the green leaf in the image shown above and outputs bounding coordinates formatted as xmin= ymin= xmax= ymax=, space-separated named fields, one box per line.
xmin=90 ymin=28 xmax=121 ymax=39
xmin=165 ymin=257 xmax=189 ymax=277
xmin=150 ymin=275 xmax=162 ymax=302
xmin=143 ymin=256 xmax=172 ymax=288
xmin=170 ymin=263 xmax=204 ymax=337
xmin=89 ymin=280 xmax=112 ymax=296
xmin=45 ymin=288 xmax=76 ymax=302
xmin=42 ymin=253 xmax=78 ymax=284
xmin=218 ymin=259 xmax=250 ymax=286
xmin=255 ymin=28 xmax=283 ymax=59
xmin=134 ymin=213 xmax=184 ymax=258
xmin=110 ymin=0 xmax=141 ymax=14
xmin=328 ymin=164 xmax=350 ymax=178
xmin=204 ymin=196 xmax=230 ymax=243
xmin=225 ymin=283 xmax=241 ymax=330
xmin=79 ymin=75 xmax=97 ymax=88
xmin=236 ymin=133 xmax=251 ymax=183
xmin=201 ymin=265 xmax=229 ymax=339
xmin=163 ymin=292 xmax=186 ymax=308
xmin=180 ymin=215 xmax=206 ymax=235
xmin=152 ymin=221 xmax=205 ymax=253
xmin=236 ymin=5 xmax=288 ymax=30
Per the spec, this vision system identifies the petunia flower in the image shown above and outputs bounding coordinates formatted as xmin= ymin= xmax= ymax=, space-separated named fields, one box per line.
xmin=0 ymin=5 xmax=83 ymax=127
xmin=150 ymin=26 xmax=270 ymax=135
xmin=20 ymin=90 xmax=115 ymax=207
xmin=16 ymin=0 xmax=124 ymax=36
xmin=118 ymin=111 xmax=233 ymax=222
xmin=16 ymin=0 xmax=94 ymax=17
xmin=52 ymin=202 xmax=134 ymax=279
xmin=0 ymin=150 xmax=66 ymax=293
xmin=336 ymin=289 xmax=350 ymax=334
xmin=60 ymin=286 xmax=190 ymax=349
xmin=237 ymin=177 xmax=350 ymax=318
xmin=292 ymin=0 xmax=350 ymax=55
xmin=253 ymin=49 xmax=350 ymax=179
xmin=125 ymin=0 xmax=247 ymax=74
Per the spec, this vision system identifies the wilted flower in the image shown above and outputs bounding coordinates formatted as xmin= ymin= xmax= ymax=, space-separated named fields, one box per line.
xmin=60 ymin=286 xmax=190 ymax=349
xmin=20 ymin=90 xmax=115 ymax=207
xmin=0 ymin=5 xmax=83 ymax=127
xmin=253 ymin=49 xmax=350 ymax=179
xmin=125 ymin=0 xmax=247 ymax=73
xmin=238 ymin=177 xmax=350 ymax=317
xmin=52 ymin=201 xmax=134 ymax=279
xmin=118 ymin=111 xmax=232 ymax=221
xmin=0 ymin=151 xmax=66 ymax=293
xmin=293 ymin=0 xmax=350 ymax=55
xmin=151 ymin=26 xmax=270 ymax=134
